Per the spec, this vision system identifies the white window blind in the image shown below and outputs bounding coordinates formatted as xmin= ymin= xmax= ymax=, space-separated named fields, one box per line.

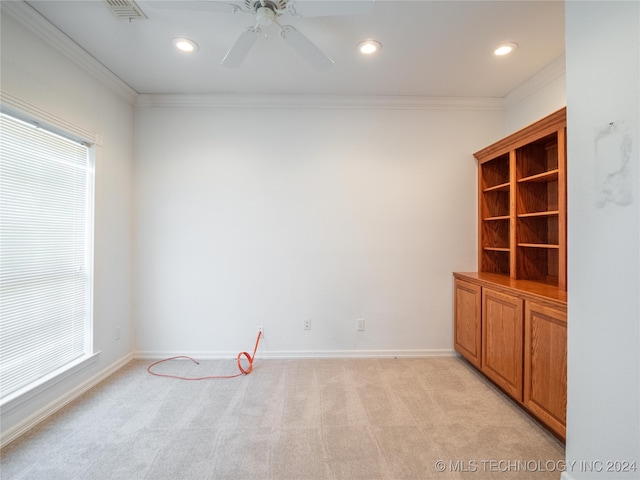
xmin=0 ymin=111 xmax=93 ymax=401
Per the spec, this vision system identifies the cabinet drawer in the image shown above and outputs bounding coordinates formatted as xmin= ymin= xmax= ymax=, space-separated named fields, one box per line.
xmin=482 ymin=288 xmax=524 ymax=401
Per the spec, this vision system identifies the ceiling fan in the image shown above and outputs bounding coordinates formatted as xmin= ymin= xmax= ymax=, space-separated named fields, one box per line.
xmin=146 ymin=0 xmax=373 ymax=71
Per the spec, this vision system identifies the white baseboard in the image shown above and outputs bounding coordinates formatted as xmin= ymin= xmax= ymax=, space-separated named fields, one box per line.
xmin=0 ymin=352 xmax=134 ymax=449
xmin=135 ymin=348 xmax=457 ymax=360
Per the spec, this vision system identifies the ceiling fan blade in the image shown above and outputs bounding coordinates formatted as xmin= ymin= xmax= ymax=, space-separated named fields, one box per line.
xmin=145 ymin=1 xmax=242 ymax=13
xmin=280 ymin=25 xmax=334 ymax=71
xmin=286 ymin=0 xmax=373 ymax=17
xmin=221 ymin=28 xmax=260 ymax=68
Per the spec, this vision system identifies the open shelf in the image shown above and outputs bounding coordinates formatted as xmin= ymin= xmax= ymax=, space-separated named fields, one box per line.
xmin=518 ymin=210 xmax=559 ymax=218
xmin=482 ymin=190 xmax=509 ymax=219
xmin=517 ymin=215 xmax=559 ymax=245
xmin=481 ymin=249 xmax=510 ymax=275
xmin=474 ymin=108 xmax=566 ymax=289
xmin=481 ymin=153 xmax=510 ymax=190
xmin=517 ymin=245 xmax=560 ymax=286
xmin=517 ymin=244 xmax=560 ymax=249
xmin=517 ymin=179 xmax=558 ymax=215
xmin=518 ymin=169 xmax=559 ymax=184
xmin=482 ymin=217 xmax=509 ymax=250
xmin=516 ymin=133 xmax=558 ymax=179
xmin=484 ymin=182 xmax=510 ymax=193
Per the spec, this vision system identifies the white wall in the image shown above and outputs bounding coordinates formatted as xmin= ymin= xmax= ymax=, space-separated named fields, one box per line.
xmin=0 ymin=6 xmax=134 ymax=440
xmin=504 ymin=54 xmax=567 ymax=135
xmin=133 ymin=103 xmax=502 ymax=357
xmin=565 ymin=1 xmax=639 ymax=479
xmin=0 ymin=0 xmax=574 ymax=448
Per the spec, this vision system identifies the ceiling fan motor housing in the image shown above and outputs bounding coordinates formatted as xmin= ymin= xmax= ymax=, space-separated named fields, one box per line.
xmin=256 ymin=7 xmax=275 ymax=25
xmin=245 ymin=0 xmax=288 ymax=14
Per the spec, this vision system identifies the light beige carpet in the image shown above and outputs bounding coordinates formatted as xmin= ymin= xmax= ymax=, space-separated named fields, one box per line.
xmin=0 ymin=357 xmax=564 ymax=479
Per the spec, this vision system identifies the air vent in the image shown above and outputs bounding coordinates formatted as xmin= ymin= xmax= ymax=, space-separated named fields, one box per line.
xmin=105 ymin=0 xmax=147 ymax=20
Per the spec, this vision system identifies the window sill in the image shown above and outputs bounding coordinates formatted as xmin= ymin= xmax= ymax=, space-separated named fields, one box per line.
xmin=1 ymin=351 xmax=101 ymax=413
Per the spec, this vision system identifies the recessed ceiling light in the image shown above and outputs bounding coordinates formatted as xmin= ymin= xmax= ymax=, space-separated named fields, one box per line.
xmin=173 ymin=37 xmax=199 ymax=53
xmin=494 ymin=42 xmax=518 ymax=56
xmin=357 ymin=40 xmax=382 ymax=55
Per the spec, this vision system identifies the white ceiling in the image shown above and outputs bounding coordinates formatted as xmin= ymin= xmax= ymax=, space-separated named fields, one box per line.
xmin=24 ymin=0 xmax=565 ymax=98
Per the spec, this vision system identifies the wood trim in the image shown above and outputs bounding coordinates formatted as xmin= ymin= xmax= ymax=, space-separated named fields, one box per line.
xmin=453 ymin=272 xmax=567 ymax=308
xmin=557 ymin=127 xmax=567 ymax=290
xmin=478 ymin=157 xmax=483 ymax=272
xmin=474 ymin=108 xmax=566 ymax=163
xmin=509 ymin=150 xmax=517 ymax=279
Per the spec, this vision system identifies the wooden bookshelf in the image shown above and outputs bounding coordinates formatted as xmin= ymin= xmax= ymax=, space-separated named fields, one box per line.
xmin=474 ymin=108 xmax=566 ymax=289
xmin=454 ymin=108 xmax=568 ymax=441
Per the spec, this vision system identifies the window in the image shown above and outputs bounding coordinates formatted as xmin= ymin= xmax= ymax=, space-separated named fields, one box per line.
xmin=0 ymin=111 xmax=94 ymax=402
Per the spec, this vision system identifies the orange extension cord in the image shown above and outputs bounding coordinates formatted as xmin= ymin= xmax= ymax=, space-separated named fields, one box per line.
xmin=146 ymin=331 xmax=262 ymax=380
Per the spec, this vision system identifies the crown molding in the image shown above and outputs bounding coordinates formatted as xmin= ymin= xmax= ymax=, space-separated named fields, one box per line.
xmin=474 ymin=106 xmax=566 ymax=161
xmin=136 ymin=93 xmax=505 ymax=111
xmin=2 ymin=1 xmax=138 ymax=105
xmin=4 ymin=0 xmax=559 ymax=112
xmin=503 ymin=54 xmax=566 ymax=109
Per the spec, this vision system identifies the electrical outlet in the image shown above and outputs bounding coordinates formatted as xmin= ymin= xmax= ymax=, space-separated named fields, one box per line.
xmin=115 ymin=326 xmax=121 ymax=340
xmin=257 ymin=326 xmax=264 ymax=337
xmin=304 ymin=318 xmax=311 ymax=330
xmin=356 ymin=318 xmax=365 ymax=331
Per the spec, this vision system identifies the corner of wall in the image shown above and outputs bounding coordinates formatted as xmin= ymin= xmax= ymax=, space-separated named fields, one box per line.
xmin=503 ymin=54 xmax=567 ymax=135
xmin=1 ymin=1 xmax=138 ymax=106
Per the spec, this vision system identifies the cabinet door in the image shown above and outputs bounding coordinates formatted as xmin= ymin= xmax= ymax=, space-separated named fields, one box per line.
xmin=524 ymin=302 xmax=567 ymax=439
xmin=454 ymin=279 xmax=482 ymax=369
xmin=482 ymin=288 xmax=524 ymax=401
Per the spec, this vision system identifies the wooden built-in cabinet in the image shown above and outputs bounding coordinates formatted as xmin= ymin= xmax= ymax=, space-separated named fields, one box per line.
xmin=454 ymin=109 xmax=568 ymax=441
xmin=453 ymin=273 xmax=567 ymax=440
xmin=476 ymin=108 xmax=566 ymax=289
